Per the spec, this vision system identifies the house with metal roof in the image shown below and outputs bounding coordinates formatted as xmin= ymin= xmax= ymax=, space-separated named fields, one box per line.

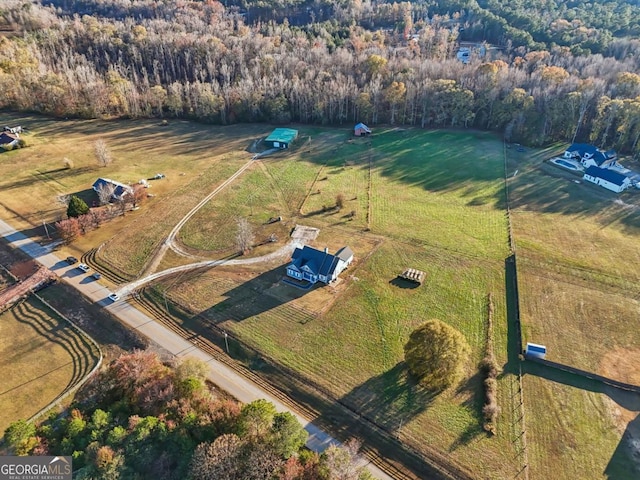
xmin=583 ymin=166 xmax=630 ymax=193
xmin=92 ymin=178 xmax=133 ymax=201
xmin=286 ymin=245 xmax=353 ymax=285
xmin=354 ymin=123 xmax=371 ymax=136
xmin=563 ymin=143 xmax=617 ymax=169
xmin=264 ymin=128 xmax=298 ymax=149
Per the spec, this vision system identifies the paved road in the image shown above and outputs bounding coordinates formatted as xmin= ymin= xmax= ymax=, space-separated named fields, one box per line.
xmin=0 ymin=219 xmax=395 ymax=480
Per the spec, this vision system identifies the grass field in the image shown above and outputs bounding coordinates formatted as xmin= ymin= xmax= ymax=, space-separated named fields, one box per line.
xmin=506 ymin=145 xmax=640 ymax=478
xmin=150 ymin=128 xmax=516 ymax=477
xmin=0 ymin=297 xmax=101 ymax=435
xmin=3 ymin=113 xmax=637 ymax=478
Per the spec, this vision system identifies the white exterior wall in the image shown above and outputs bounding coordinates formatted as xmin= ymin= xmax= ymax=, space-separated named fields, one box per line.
xmin=583 ymin=174 xmax=628 ymax=193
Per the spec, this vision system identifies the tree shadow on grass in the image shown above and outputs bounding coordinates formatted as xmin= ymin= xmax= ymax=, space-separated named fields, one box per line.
xmin=504 ymin=254 xmax=523 ymax=374
xmin=448 ymin=371 xmax=486 ymax=452
xmin=0 ymin=166 xmax=94 ymax=192
xmin=333 ymin=362 xmax=436 ymax=434
xmin=310 ymin=363 xmax=479 ymax=479
xmin=522 ymin=359 xmax=640 ymax=477
xmin=509 ymin=162 xmax=640 ymax=233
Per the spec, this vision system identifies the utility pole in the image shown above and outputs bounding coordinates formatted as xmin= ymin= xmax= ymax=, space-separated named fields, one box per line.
xmin=43 ymin=221 xmax=51 ymax=240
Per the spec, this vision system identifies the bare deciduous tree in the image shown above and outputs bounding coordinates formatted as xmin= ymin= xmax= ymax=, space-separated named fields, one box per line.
xmin=189 ymin=434 xmax=243 ymax=480
xmin=96 ymin=183 xmax=116 ymax=205
xmin=94 ymin=139 xmax=113 ymax=167
xmin=55 ymin=218 xmax=80 ymax=244
xmin=90 ymin=209 xmax=106 ymax=229
xmin=55 ymin=194 xmax=71 ymax=207
xmin=321 ymin=438 xmax=368 ymax=480
xmin=131 ymin=184 xmax=146 ymax=209
xmin=116 ymin=195 xmax=128 ymax=216
xmin=77 ymin=213 xmax=93 ymax=234
xmin=235 ymin=218 xmax=254 ymax=255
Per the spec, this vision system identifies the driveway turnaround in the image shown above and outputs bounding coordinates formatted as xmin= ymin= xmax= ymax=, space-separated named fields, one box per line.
xmin=0 ymin=219 xmax=395 ymax=480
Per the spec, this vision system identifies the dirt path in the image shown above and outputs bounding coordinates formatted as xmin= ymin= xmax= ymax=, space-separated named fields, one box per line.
xmin=117 ymin=238 xmax=303 ymax=297
xmin=140 ymin=157 xmax=255 ymax=276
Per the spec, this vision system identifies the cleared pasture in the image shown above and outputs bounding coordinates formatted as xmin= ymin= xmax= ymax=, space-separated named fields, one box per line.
xmin=164 ymin=237 xmax=516 ymax=477
xmin=507 ymin=146 xmax=640 ymax=477
xmin=14 ymin=115 xmax=638 ymax=478
xmin=0 ymin=297 xmax=100 ymax=435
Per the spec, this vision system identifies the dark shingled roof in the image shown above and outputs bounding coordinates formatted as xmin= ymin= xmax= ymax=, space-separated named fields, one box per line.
xmin=290 ymin=245 xmax=352 ymax=278
xmin=584 ymin=166 xmax=628 ymax=186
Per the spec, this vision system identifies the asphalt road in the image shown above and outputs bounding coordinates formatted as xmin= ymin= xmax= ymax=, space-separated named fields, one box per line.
xmin=0 ymin=218 xmax=395 ymax=480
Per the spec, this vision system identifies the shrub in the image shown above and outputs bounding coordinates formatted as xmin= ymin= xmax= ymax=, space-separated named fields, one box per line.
xmin=63 ymin=157 xmax=74 ymax=169
xmin=480 ymin=357 xmax=500 ymax=434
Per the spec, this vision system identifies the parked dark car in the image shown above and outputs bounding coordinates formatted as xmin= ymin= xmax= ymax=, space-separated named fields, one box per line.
xmin=66 ymin=256 xmax=78 ymax=264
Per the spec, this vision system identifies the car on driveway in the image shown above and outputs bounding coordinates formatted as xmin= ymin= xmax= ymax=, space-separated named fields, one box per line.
xmin=108 ymin=293 xmax=120 ymax=302
xmin=78 ymin=263 xmax=90 ymax=273
xmin=92 ymin=272 xmax=102 ymax=280
xmin=66 ymin=256 xmax=78 ymax=264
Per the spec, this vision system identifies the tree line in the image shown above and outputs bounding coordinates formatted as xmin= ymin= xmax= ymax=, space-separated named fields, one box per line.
xmin=4 ymin=350 xmax=372 ymax=480
xmin=1 ymin=0 xmax=640 ymax=154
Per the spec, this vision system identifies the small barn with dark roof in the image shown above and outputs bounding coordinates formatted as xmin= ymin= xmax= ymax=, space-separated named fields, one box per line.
xmin=286 ymin=245 xmax=354 ymax=285
xmin=583 ymin=166 xmax=630 ymax=193
xmin=265 ymin=128 xmax=298 ymax=149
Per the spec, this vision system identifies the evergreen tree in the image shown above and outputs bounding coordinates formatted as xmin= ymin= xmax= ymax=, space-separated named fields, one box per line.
xmin=67 ymin=195 xmax=90 ymax=218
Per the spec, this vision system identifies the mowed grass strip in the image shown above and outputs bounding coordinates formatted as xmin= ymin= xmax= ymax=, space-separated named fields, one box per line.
xmin=0 ymin=297 xmax=100 ymax=434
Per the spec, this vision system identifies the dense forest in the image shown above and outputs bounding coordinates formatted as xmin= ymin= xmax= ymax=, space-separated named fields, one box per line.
xmin=3 ymin=351 xmax=371 ymax=480
xmin=1 ymin=0 xmax=640 ymax=153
